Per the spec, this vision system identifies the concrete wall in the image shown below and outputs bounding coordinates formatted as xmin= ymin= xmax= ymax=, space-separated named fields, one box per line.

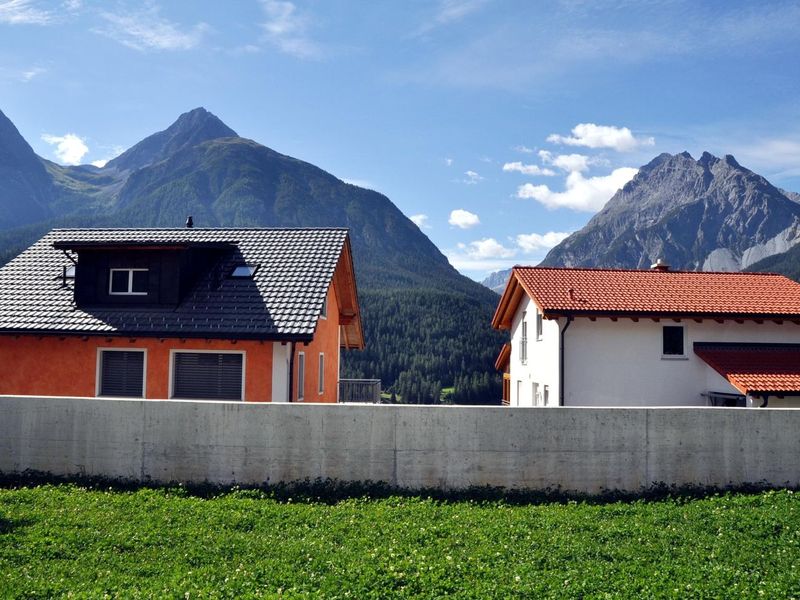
xmin=4 ymin=395 xmax=800 ymax=493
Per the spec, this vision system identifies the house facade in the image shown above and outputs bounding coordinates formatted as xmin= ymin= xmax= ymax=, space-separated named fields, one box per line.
xmin=0 ymin=227 xmax=364 ymax=402
xmin=493 ymin=265 xmax=800 ymax=408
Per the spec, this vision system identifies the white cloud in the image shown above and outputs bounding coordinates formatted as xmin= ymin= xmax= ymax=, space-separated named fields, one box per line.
xmin=448 ymin=208 xmax=480 ymax=229
xmin=417 ymin=0 xmax=488 ymax=34
xmin=42 ymin=133 xmax=89 ymax=165
xmin=0 ymin=0 xmax=52 ymax=25
xmin=259 ymin=0 xmax=321 ymax=59
xmin=444 ymin=157 xmax=454 ymax=167
xmin=502 ymin=161 xmax=555 ymax=177
xmin=538 ymin=150 xmax=598 ymax=173
xmin=516 ymin=231 xmax=571 ymax=253
xmin=513 ymin=145 xmax=534 ymax=154
xmin=463 ymin=170 xmax=483 ymax=184
xmin=409 ymin=214 xmax=430 ymax=229
xmin=547 ymin=123 xmax=654 ymax=152
xmin=97 ymin=4 xmax=208 ymax=51
xmin=729 ymin=137 xmax=800 ymax=179
xmin=517 ymin=167 xmax=638 ymax=212
xmin=20 ymin=66 xmax=45 ymax=81
xmin=459 ymin=237 xmax=516 ymax=259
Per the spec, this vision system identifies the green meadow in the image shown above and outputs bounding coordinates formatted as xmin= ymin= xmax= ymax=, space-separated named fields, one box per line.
xmin=2 ymin=483 xmax=800 ymax=598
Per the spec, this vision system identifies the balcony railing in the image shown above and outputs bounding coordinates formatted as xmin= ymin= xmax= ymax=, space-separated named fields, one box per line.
xmin=339 ymin=379 xmax=382 ymax=404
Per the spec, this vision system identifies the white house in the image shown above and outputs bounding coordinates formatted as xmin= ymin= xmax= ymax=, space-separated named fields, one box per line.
xmin=492 ymin=263 xmax=800 ymax=408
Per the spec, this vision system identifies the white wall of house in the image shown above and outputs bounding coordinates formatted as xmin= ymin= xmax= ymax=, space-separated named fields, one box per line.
xmin=271 ymin=342 xmax=290 ymax=403
xmin=562 ymin=318 xmax=800 ymax=406
xmin=508 ymin=295 xmax=561 ymax=406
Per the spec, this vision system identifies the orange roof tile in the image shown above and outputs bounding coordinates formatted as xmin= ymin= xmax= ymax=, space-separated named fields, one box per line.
xmin=694 ymin=343 xmax=800 ymax=395
xmin=515 ymin=267 xmax=800 ymax=316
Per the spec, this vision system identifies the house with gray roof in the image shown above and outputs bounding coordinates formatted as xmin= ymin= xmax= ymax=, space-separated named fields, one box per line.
xmin=0 ymin=227 xmax=364 ymax=402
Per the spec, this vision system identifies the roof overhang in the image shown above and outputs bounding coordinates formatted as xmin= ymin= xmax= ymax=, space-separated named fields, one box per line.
xmin=332 ymin=236 xmax=365 ymax=350
xmin=492 ymin=268 xmax=542 ymax=330
xmin=694 ymin=342 xmax=800 ymax=396
xmin=0 ymin=329 xmax=314 ymax=343
xmin=494 ymin=343 xmax=511 ymax=372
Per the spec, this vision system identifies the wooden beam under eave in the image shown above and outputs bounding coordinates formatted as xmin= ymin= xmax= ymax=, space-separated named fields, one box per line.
xmin=630 ymin=317 xmax=639 ymax=322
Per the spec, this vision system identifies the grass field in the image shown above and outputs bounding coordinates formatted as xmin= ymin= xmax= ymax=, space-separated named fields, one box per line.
xmin=2 ymin=483 xmax=800 ymax=598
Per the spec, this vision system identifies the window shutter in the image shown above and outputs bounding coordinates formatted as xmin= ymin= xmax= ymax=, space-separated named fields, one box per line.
xmin=100 ymin=351 xmax=144 ymax=397
xmin=172 ymin=353 xmax=243 ymax=400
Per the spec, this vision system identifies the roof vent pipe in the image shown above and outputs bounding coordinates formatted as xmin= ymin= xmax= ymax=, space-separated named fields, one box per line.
xmin=185 ymin=215 xmax=194 ymax=228
xmin=650 ymin=258 xmax=670 ymax=272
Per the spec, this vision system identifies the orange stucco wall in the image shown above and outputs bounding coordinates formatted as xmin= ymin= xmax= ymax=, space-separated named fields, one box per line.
xmin=293 ymin=283 xmax=340 ymax=403
xmin=0 ymin=335 xmax=274 ymax=401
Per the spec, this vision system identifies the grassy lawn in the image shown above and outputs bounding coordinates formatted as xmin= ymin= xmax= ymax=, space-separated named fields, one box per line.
xmin=2 ymin=484 xmax=800 ymax=598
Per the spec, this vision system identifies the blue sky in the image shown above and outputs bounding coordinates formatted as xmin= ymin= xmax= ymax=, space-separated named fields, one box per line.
xmin=1 ymin=0 xmax=799 ymax=281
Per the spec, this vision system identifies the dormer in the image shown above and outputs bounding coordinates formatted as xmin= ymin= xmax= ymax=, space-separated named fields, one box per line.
xmin=53 ymin=240 xmax=234 ymax=308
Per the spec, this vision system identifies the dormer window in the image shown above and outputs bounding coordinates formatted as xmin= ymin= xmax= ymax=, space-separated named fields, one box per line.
xmin=109 ymin=268 xmax=148 ymax=295
xmin=231 ymin=264 xmax=258 ymax=278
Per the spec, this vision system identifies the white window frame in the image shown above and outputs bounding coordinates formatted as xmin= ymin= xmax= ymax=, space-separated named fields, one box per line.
xmin=96 ymin=347 xmax=147 ymax=398
xmin=320 ymin=295 xmax=328 ymax=319
xmin=661 ymin=324 xmax=688 ymax=360
xmin=109 ymin=268 xmax=149 ymax=296
xmin=297 ymin=352 xmax=305 ymax=402
xmin=543 ymin=385 xmax=550 ymax=406
xmin=535 ymin=308 xmax=543 ymax=341
xmin=318 ymin=353 xmax=325 ymax=395
xmin=520 ymin=311 xmax=528 ymax=363
xmin=168 ymin=349 xmax=246 ymax=401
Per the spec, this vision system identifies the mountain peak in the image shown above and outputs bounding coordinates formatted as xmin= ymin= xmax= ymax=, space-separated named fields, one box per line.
xmin=541 ymin=150 xmax=800 ymax=272
xmin=105 ymin=107 xmax=237 ymax=173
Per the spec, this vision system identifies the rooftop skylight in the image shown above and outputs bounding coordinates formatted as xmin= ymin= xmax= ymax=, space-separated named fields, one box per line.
xmin=231 ymin=264 xmax=258 ymax=278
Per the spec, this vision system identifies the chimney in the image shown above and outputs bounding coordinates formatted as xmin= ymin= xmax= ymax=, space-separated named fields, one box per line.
xmin=185 ymin=215 xmax=194 ymax=228
xmin=650 ymin=258 xmax=670 ymax=272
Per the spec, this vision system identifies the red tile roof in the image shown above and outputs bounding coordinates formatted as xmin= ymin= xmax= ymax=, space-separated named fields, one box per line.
xmin=515 ymin=267 xmax=800 ymax=316
xmin=694 ymin=344 xmax=800 ymax=395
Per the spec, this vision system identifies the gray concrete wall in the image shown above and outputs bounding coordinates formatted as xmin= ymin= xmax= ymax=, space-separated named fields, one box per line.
xmin=2 ymin=395 xmax=800 ymax=493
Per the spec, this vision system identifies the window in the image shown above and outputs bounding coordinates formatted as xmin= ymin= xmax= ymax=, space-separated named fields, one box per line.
xmin=535 ymin=308 xmax=543 ymax=340
xmin=520 ymin=312 xmax=528 ymax=362
xmin=297 ymin=353 xmax=305 ymax=401
xmin=318 ymin=353 xmax=325 ymax=394
xmin=109 ymin=268 xmax=148 ymax=295
xmin=231 ymin=264 xmax=258 ymax=278
xmin=98 ymin=349 xmax=145 ymax=398
xmin=64 ymin=265 xmax=75 ymax=279
xmin=320 ymin=296 xmax=328 ymax=319
xmin=543 ymin=385 xmax=550 ymax=406
xmin=532 ymin=382 xmax=540 ymax=406
xmin=662 ymin=325 xmax=685 ymax=357
xmin=171 ymin=352 xmax=244 ymax=400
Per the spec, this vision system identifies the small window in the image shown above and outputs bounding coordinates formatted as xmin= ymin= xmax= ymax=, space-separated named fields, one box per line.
xmin=64 ymin=265 xmax=76 ymax=279
xmin=520 ymin=312 xmax=528 ymax=362
xmin=318 ymin=353 xmax=325 ymax=394
xmin=98 ymin=350 xmax=145 ymax=398
xmin=231 ymin=264 xmax=258 ymax=278
xmin=543 ymin=385 xmax=550 ymax=406
xmin=320 ymin=296 xmax=328 ymax=319
xmin=535 ymin=309 xmax=543 ymax=340
xmin=662 ymin=325 xmax=685 ymax=356
xmin=109 ymin=268 xmax=148 ymax=295
xmin=297 ymin=353 xmax=305 ymax=401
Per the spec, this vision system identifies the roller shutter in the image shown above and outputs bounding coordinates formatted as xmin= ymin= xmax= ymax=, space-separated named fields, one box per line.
xmin=99 ymin=350 xmax=145 ymax=397
xmin=173 ymin=352 xmax=243 ymax=400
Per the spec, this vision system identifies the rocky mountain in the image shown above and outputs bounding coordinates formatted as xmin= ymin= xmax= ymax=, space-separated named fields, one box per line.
xmin=541 ymin=151 xmax=800 ymax=271
xmin=480 ymin=269 xmax=510 ymax=294
xmin=0 ymin=107 xmax=503 ymax=403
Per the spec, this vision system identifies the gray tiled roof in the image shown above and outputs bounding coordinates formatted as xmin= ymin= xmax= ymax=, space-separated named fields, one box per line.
xmin=0 ymin=228 xmax=349 ymax=339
